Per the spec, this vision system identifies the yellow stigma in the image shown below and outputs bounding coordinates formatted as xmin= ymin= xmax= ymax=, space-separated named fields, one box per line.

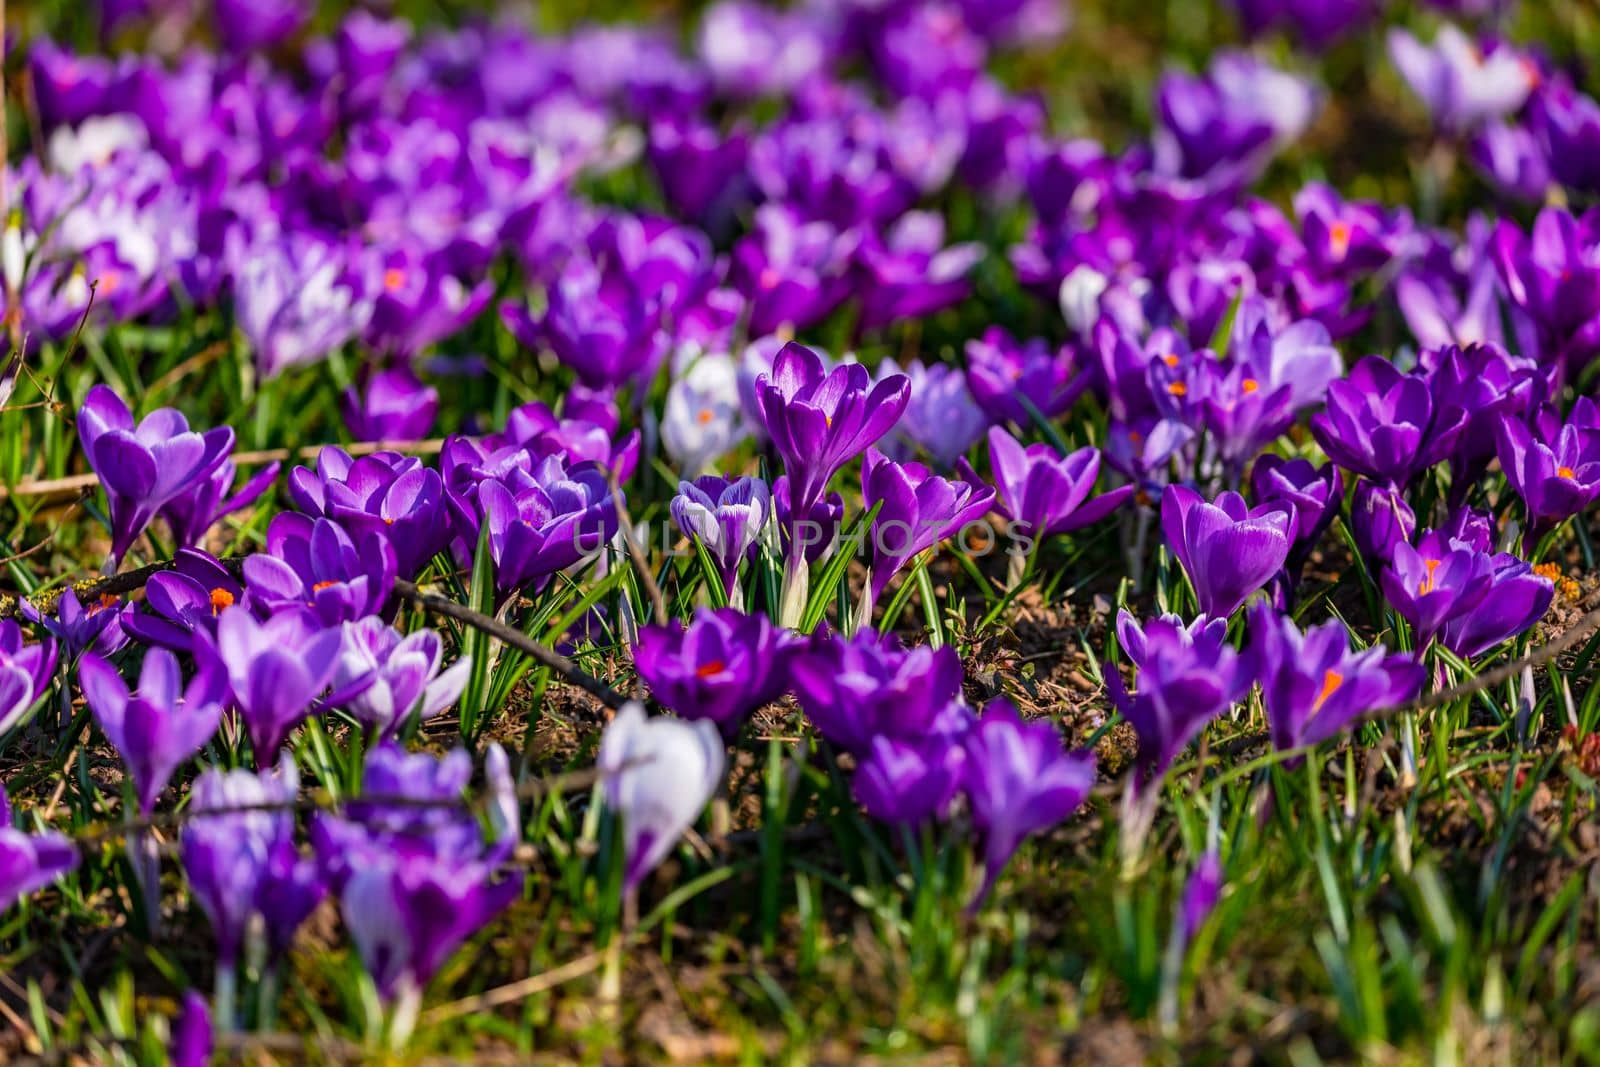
xmin=696 ymin=659 xmax=727 ymax=679
xmin=1167 ymin=382 xmax=1188 ymax=397
xmin=1312 ymin=669 xmax=1343 ymax=712
xmin=1241 ymin=378 xmax=1259 ymax=394
xmin=311 ymin=580 xmax=337 ymax=592
xmin=1162 ymin=354 xmax=1180 ymax=368
xmin=1558 ymin=465 xmax=1576 ymax=479
xmin=697 ymin=408 xmax=715 ymax=425
xmin=383 ymin=267 xmax=406 ymax=292
xmin=209 ymin=587 xmax=235 ymax=614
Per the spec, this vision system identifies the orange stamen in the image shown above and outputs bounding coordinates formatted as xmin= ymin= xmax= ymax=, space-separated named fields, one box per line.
xmin=695 ymin=659 xmax=727 ymax=678
xmin=1417 ymin=558 xmax=1442 ymax=596
xmin=209 ymin=588 xmax=235 ymax=614
xmin=1312 ymin=669 xmax=1343 ymax=712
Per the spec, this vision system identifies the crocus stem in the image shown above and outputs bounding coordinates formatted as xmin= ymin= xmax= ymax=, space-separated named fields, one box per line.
xmin=1118 ymin=782 xmax=1159 ymax=879
xmin=851 ymin=578 xmax=873 ymax=636
xmin=1157 ymin=919 xmax=1187 ymax=1037
xmin=388 ymin=979 xmax=422 ymax=1052
xmin=779 ymin=552 xmax=809 ymax=629
xmin=130 ymin=827 xmax=161 ymax=938
xmin=214 ymin=965 xmax=238 ymax=1033
xmin=256 ymin=964 xmax=280 ymax=1032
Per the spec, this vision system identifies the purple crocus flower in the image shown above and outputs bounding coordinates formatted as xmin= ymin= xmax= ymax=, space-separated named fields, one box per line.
xmin=788 ymin=629 xmax=968 ymax=756
xmin=0 ymin=783 xmax=78 ymax=911
xmin=1421 ymin=341 xmax=1544 ymax=487
xmin=1178 ymin=850 xmax=1223 ymax=943
xmin=1471 ymin=121 xmax=1551 ymax=203
xmin=861 ymin=449 xmax=995 ymax=605
xmin=598 ymin=702 xmax=725 ymax=893
xmin=670 ymin=475 xmax=770 ymax=598
xmin=962 ymin=698 xmax=1095 ymax=907
xmin=1437 ymin=554 xmax=1553 ymax=658
xmin=473 ymin=458 xmax=617 ymax=598
xmin=21 ymin=586 xmax=125 ymax=660
xmin=0 ymin=622 xmax=59 ymax=736
xmin=1492 ymin=207 xmax=1600 ymax=379
xmin=633 ymin=607 xmax=788 ymax=741
xmin=853 ymin=733 xmax=968 ymax=828
xmin=365 ymin=252 xmax=490 ymax=359
xmin=342 ymin=367 xmax=439 ymax=444
xmin=880 ymin=359 xmax=988 ymax=469
xmin=122 ymin=550 xmax=242 ymax=653
xmin=1250 ymin=457 xmax=1341 ymax=573
xmin=170 ymin=991 xmax=212 ymax=1067
xmin=331 ymin=619 xmax=471 ymax=739
xmin=856 ymin=212 xmax=983 ymax=331
xmin=209 ymin=607 xmax=345 ymax=765
xmin=965 ymin=328 xmax=1087 ymax=426
xmin=214 ymin=0 xmax=307 ymax=52
xmin=79 ymin=648 xmax=225 ymax=814
xmin=243 ymin=514 xmax=398 ymax=627
xmin=287 ymin=448 xmax=451 ymax=580
xmin=729 ymin=205 xmax=859 ymax=336
xmin=1350 ymin=480 xmax=1417 ymax=567
xmin=755 ymin=342 xmax=910 ymax=524
xmin=1532 ymin=82 xmax=1600 ymax=196
xmin=987 ymin=427 xmax=1132 ymax=548
xmin=1106 ymin=611 xmax=1250 ymax=795
xmin=1310 ymin=356 xmax=1465 ymax=487
xmin=1387 ymin=27 xmax=1535 ymax=134
xmin=647 ymin=118 xmax=751 ymax=230
xmin=1161 ymin=486 xmax=1292 ymax=617
xmin=1379 ymin=529 xmax=1497 ymax=648
xmin=158 ymin=458 xmax=281 ymax=551
xmin=231 ymin=235 xmax=372 ymax=379
xmin=1496 ymin=399 xmax=1600 ymax=543
xmin=1250 ymin=602 xmax=1424 ymax=754
xmin=181 ymin=755 xmax=320 ymax=971
xmin=77 ymin=385 xmax=234 ymax=564
xmin=1153 ymin=51 xmax=1317 ymax=186
xmin=774 ymin=476 xmax=844 ymax=565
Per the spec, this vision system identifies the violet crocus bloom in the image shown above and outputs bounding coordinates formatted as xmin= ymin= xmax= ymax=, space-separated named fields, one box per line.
xmin=1161 ymin=486 xmax=1292 ymax=617
xmin=987 ymin=427 xmax=1132 ymax=548
xmin=1250 ymin=456 xmax=1341 ymax=573
xmin=647 ymin=118 xmax=751 ymax=229
xmin=210 ymin=607 xmax=345 ymax=765
xmin=244 ymin=514 xmax=398 ymax=627
xmin=1106 ymin=611 xmax=1250 ymax=795
xmin=342 ymin=367 xmax=439 ymax=443
xmin=670 ymin=476 xmax=770 ymax=597
xmin=1249 ymin=602 xmax=1424 ymax=754
xmin=598 ymin=702 xmax=725 ymax=893
xmin=122 ymin=550 xmax=242 ymax=653
xmin=788 ymin=629 xmax=968 ymax=756
xmin=77 ymin=385 xmax=235 ymax=564
xmin=287 ymin=448 xmax=451 ymax=580
xmin=1178 ymin=850 xmax=1223 ymax=943
xmin=853 ymin=732 xmax=968 ymax=828
xmin=232 ymin=235 xmax=373 ymax=379
xmin=661 ymin=354 xmax=747 ymax=477
xmin=962 ymin=698 xmax=1096 ymax=907
xmin=331 ymin=619 xmax=471 ymax=739
xmin=755 ymin=342 xmax=910 ymax=523
xmin=860 ymin=449 xmax=995 ymax=605
xmin=0 ymin=622 xmax=59 ymax=736
xmin=1437 ymin=554 xmax=1553 ymax=658
xmin=729 ymin=204 xmax=859 ymax=336
xmin=214 ymin=0 xmax=307 ymax=51
xmin=880 ymin=359 xmax=988 ymax=469
xmin=965 ymin=328 xmax=1087 ymax=426
xmin=21 ymin=586 xmax=125 ymax=660
xmin=1153 ymin=51 xmax=1317 ymax=185
xmin=1532 ymin=82 xmax=1600 ymax=196
xmin=1387 ymin=27 xmax=1535 ymax=134
xmin=0 ymin=783 xmax=78 ymax=911
xmin=1492 ymin=207 xmax=1600 ymax=377
xmin=1379 ymin=529 xmax=1497 ymax=648
xmin=1471 ymin=121 xmax=1551 ymax=203
xmin=171 ymin=991 xmax=212 ymax=1067
xmin=474 ymin=458 xmax=617 ymax=597
xmin=1350 ymin=480 xmax=1417 ymax=567
xmin=1496 ymin=400 xmax=1600 ymax=543
xmin=182 ymin=756 xmax=322 ymax=971
xmin=79 ymin=648 xmax=226 ymax=814
xmin=856 ymin=212 xmax=983 ymax=331
xmin=1421 ymin=341 xmax=1544 ymax=486
xmin=633 ymin=607 xmax=788 ymax=741
xmin=1310 ymin=356 xmax=1465 ymax=487
xmin=158 ymin=458 xmax=281 ymax=551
